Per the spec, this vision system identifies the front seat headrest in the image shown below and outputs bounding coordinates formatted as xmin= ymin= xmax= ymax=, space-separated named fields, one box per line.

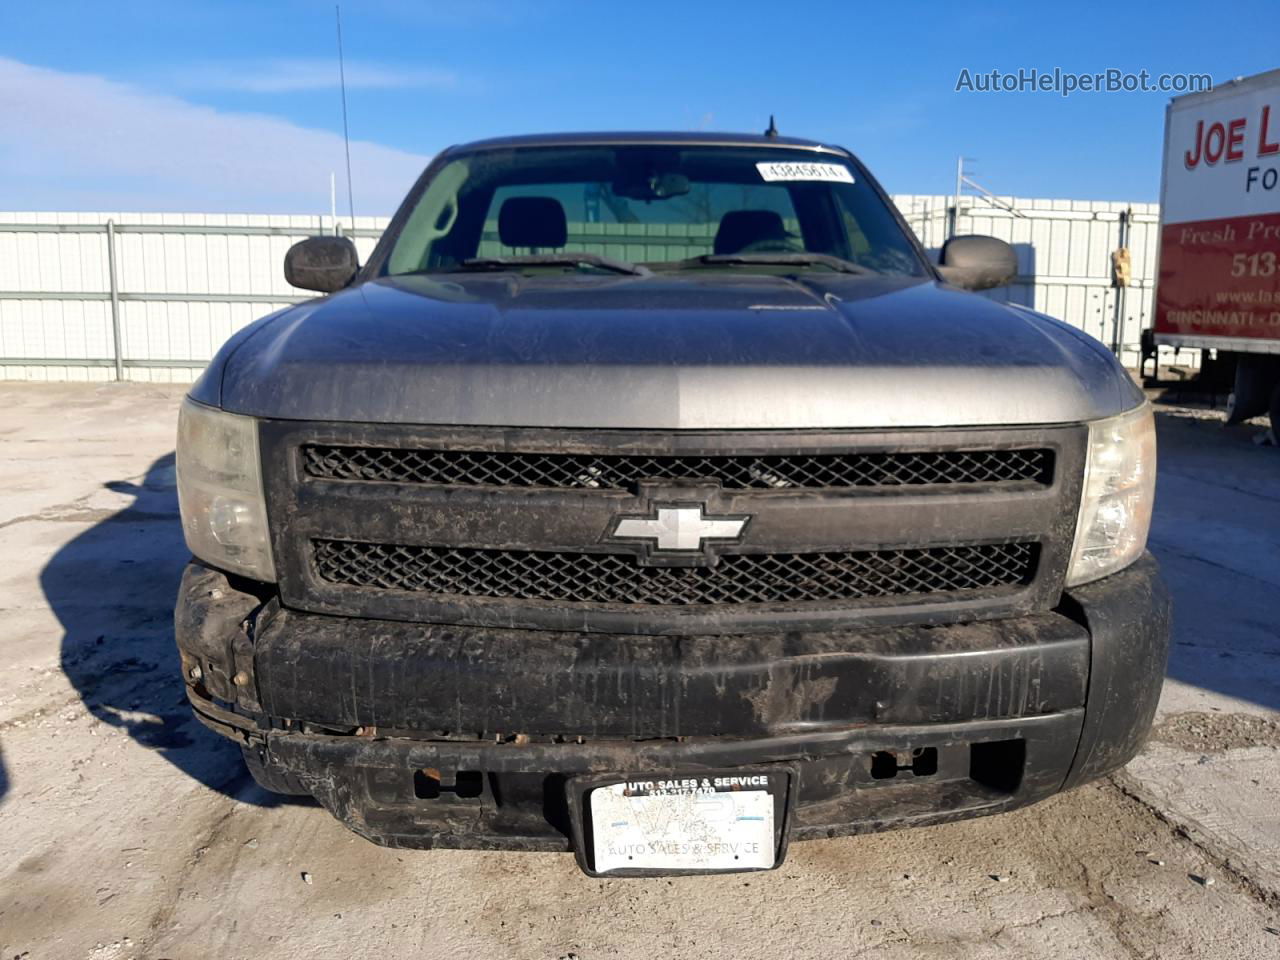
xmin=713 ymin=209 xmax=789 ymax=255
xmin=499 ymin=196 xmax=568 ymax=249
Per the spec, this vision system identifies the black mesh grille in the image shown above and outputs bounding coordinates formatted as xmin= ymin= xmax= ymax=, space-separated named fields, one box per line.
xmin=302 ymin=445 xmax=1052 ymax=490
xmin=312 ymin=539 xmax=1038 ymax=606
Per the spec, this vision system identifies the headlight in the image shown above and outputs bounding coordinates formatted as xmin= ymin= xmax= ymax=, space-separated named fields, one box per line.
xmin=176 ymin=398 xmax=276 ymax=581
xmin=1066 ymin=402 xmax=1156 ymax=587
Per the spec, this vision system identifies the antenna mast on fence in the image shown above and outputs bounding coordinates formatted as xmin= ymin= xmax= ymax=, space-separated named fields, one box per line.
xmin=335 ymin=5 xmax=356 ymax=232
xmin=329 ymin=172 xmax=337 ymax=235
xmin=950 ymin=156 xmax=1024 ymax=238
xmin=950 ymin=156 xmax=969 ymax=239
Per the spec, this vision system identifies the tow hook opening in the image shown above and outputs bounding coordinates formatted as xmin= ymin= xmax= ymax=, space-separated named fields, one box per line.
xmin=414 ymin=768 xmax=484 ymax=800
xmin=870 ymin=747 xmax=940 ymax=780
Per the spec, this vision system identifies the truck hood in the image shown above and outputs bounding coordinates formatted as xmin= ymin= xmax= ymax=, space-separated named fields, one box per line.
xmin=204 ymin=271 xmax=1143 ymax=429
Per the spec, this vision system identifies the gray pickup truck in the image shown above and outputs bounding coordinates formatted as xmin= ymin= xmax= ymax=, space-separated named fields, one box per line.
xmin=175 ymin=131 xmax=1169 ymax=876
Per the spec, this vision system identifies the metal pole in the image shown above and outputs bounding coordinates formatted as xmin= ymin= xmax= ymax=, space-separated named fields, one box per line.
xmin=950 ymin=156 xmax=964 ymax=239
xmin=105 ymin=220 xmax=124 ymax=382
xmin=1111 ymin=209 xmax=1130 ymax=356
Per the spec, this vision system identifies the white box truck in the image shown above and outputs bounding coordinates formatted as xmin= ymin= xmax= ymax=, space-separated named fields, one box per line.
xmin=1155 ymin=68 xmax=1280 ymax=422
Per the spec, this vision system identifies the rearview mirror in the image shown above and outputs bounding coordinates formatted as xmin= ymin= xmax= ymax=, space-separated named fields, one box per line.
xmin=612 ymin=172 xmax=691 ymax=201
xmin=937 ymin=235 xmax=1017 ymax=291
xmin=284 ymin=236 xmax=359 ymax=293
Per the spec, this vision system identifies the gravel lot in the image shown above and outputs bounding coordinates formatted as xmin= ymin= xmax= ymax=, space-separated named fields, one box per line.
xmin=0 ymin=383 xmax=1277 ymax=960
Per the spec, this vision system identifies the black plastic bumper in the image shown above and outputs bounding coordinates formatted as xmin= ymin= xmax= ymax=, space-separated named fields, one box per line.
xmin=176 ymin=553 xmax=1169 ymax=857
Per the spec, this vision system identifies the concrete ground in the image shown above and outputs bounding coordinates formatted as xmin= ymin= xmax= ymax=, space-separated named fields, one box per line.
xmin=0 ymin=383 xmax=1277 ymax=960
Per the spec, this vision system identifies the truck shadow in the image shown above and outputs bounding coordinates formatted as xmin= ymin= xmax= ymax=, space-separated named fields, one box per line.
xmin=1148 ymin=409 xmax=1280 ymax=712
xmin=42 ymin=452 xmax=303 ymax=806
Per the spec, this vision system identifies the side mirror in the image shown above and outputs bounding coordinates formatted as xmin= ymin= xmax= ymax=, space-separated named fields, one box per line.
xmin=284 ymin=236 xmax=359 ymax=293
xmin=937 ymin=235 xmax=1017 ymax=291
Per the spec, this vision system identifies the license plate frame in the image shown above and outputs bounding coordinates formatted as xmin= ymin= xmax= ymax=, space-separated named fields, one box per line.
xmin=566 ymin=766 xmax=796 ymax=877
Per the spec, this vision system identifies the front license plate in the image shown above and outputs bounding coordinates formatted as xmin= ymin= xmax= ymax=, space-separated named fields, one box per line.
xmin=582 ymin=771 xmax=790 ymax=875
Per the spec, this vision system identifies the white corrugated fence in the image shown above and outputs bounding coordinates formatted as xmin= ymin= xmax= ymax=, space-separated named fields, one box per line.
xmin=0 ymin=196 xmax=1159 ymax=383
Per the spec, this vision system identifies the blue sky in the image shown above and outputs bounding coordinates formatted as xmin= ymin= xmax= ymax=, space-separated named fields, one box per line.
xmin=1 ymin=0 xmax=1275 ymax=213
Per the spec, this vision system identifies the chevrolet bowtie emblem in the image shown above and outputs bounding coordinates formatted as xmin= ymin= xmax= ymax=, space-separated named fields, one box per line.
xmin=609 ymin=505 xmax=748 ymax=552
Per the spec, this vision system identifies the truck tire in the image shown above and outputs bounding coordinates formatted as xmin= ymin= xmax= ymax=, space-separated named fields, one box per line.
xmin=1227 ymin=354 xmax=1280 ymax=423
xmin=1270 ymin=382 xmax=1280 ymax=445
xmin=241 ymin=744 xmax=311 ymax=796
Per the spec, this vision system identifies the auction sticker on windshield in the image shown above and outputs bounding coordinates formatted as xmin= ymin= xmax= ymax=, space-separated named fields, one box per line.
xmin=588 ymin=775 xmax=777 ymax=873
xmin=756 ymin=161 xmax=854 ymax=183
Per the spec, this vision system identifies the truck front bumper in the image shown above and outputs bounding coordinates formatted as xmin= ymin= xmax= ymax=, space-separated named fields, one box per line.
xmin=177 ymin=554 xmax=1170 ymax=861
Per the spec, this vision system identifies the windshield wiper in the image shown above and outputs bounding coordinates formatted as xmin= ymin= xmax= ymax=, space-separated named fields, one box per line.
xmin=687 ymin=253 xmax=872 ymax=275
xmin=452 ymin=253 xmax=649 ymax=276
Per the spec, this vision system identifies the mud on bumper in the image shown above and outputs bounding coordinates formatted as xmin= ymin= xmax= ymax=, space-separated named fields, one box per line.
xmin=177 ymin=555 xmax=1169 ymax=856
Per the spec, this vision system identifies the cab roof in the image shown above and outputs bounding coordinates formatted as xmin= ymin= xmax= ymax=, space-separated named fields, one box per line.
xmin=443 ymin=131 xmax=851 ymax=156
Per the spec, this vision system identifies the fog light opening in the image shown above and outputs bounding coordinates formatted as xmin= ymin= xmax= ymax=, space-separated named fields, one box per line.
xmin=969 ymin=739 xmax=1027 ymax=794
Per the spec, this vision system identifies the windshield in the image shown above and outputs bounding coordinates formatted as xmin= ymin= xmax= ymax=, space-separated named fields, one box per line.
xmin=379 ymin=145 xmax=926 ymax=277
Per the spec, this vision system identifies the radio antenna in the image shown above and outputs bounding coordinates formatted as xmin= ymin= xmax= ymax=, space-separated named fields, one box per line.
xmin=335 ymin=4 xmax=355 ymax=230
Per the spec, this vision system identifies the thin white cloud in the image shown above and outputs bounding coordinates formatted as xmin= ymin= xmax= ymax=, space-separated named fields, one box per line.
xmin=0 ymin=57 xmax=431 ymax=213
xmin=180 ymin=57 xmax=460 ymax=93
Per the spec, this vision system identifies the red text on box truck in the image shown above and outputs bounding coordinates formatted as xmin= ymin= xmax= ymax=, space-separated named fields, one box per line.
xmin=1156 ymin=68 xmax=1280 ymax=421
